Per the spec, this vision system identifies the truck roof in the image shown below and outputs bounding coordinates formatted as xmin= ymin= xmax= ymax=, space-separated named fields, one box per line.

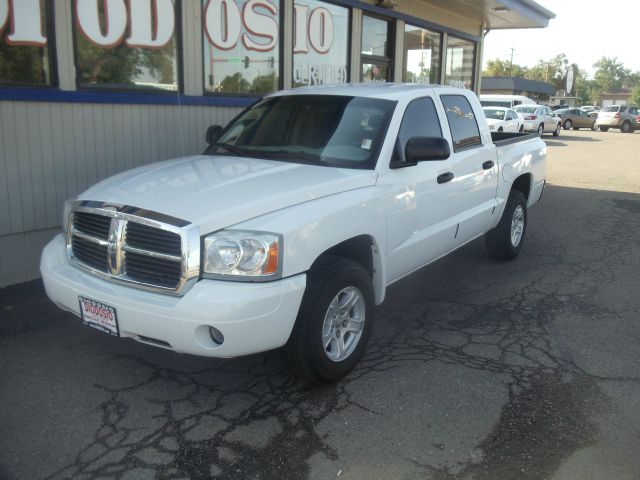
xmin=269 ymin=83 xmax=464 ymax=100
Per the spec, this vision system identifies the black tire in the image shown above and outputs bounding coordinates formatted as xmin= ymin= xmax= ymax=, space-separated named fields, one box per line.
xmin=498 ymin=127 xmax=503 ymax=132
xmin=519 ymin=125 xmax=524 ymax=132
xmin=621 ymin=121 xmax=631 ymax=133
xmin=591 ymin=123 xmax=598 ymax=131
xmin=485 ymin=190 xmax=528 ymax=261
xmin=573 ymin=126 xmax=580 ymax=130
xmin=537 ymin=123 xmax=544 ymax=136
xmin=553 ymin=123 xmax=561 ymax=136
xmin=286 ymin=256 xmax=374 ymax=383
xmin=599 ymin=126 xmax=609 ymax=132
xmin=563 ymin=119 xmax=572 ymax=130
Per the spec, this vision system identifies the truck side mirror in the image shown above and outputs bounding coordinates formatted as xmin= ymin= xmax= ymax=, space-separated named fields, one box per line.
xmin=405 ymin=136 xmax=450 ymax=163
xmin=206 ymin=125 xmax=223 ymax=145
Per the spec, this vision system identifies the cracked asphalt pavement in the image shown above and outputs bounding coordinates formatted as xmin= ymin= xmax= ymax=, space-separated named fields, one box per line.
xmin=1 ymin=129 xmax=640 ymax=480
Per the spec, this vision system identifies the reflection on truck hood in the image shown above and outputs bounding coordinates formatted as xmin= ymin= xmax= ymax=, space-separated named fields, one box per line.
xmin=79 ymin=155 xmax=378 ymax=234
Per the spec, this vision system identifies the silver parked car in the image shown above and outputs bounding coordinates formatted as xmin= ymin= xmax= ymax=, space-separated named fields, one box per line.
xmin=513 ymin=105 xmax=561 ymax=136
xmin=596 ymin=105 xmax=638 ymax=133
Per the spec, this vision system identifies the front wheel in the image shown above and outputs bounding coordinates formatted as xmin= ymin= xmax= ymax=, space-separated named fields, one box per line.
xmin=537 ymin=123 xmax=544 ymax=136
xmin=553 ymin=123 xmax=561 ymax=136
xmin=286 ymin=256 xmax=374 ymax=383
xmin=599 ymin=126 xmax=609 ymax=132
xmin=563 ymin=119 xmax=572 ymax=130
xmin=591 ymin=122 xmax=598 ymax=131
xmin=485 ymin=190 xmax=528 ymax=261
xmin=519 ymin=125 xmax=524 ymax=132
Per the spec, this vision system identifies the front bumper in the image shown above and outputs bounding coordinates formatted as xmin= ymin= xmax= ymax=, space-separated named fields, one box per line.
xmin=41 ymin=234 xmax=306 ymax=357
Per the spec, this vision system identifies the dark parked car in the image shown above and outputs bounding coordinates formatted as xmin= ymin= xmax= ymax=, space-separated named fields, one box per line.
xmin=555 ymin=108 xmax=597 ymax=131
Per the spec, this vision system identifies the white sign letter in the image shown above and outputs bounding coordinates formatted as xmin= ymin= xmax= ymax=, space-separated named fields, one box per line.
xmin=76 ymin=0 xmax=127 ymax=48
xmin=242 ymin=0 xmax=277 ymax=52
xmin=2 ymin=0 xmax=47 ymax=46
xmin=292 ymin=4 xmax=308 ymax=54
xmin=205 ymin=0 xmax=241 ymax=50
xmin=308 ymin=7 xmax=332 ymax=54
xmin=127 ymin=0 xmax=175 ymax=48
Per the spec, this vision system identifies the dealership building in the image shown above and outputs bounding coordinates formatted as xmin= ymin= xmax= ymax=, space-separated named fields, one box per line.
xmin=0 ymin=0 xmax=553 ymax=287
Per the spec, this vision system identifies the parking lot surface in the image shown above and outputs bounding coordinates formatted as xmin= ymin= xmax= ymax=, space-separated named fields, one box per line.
xmin=1 ymin=129 xmax=640 ymax=480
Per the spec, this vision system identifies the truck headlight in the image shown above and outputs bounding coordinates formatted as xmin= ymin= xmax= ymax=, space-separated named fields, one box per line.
xmin=62 ymin=198 xmax=76 ymax=233
xmin=202 ymin=230 xmax=281 ymax=280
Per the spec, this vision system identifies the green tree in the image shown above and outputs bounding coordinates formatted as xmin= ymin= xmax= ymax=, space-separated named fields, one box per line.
xmin=525 ymin=54 xmax=569 ymax=90
xmin=592 ymin=57 xmax=627 ymax=92
xmin=482 ymin=58 xmax=526 ymax=77
xmin=220 ymin=72 xmax=251 ymax=93
xmin=628 ymin=85 xmax=640 ymax=106
xmin=76 ymin=34 xmax=176 ymax=88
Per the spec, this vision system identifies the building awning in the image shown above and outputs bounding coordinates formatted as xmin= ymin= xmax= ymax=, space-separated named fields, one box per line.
xmin=429 ymin=0 xmax=555 ymax=30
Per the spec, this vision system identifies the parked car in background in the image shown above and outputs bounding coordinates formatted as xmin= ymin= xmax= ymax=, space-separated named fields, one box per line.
xmin=555 ymin=108 xmax=597 ymax=130
xmin=596 ymin=105 xmax=638 ymax=133
xmin=580 ymin=105 xmax=599 ymax=116
xmin=482 ymin=106 xmax=524 ymax=132
xmin=513 ymin=105 xmax=561 ymax=136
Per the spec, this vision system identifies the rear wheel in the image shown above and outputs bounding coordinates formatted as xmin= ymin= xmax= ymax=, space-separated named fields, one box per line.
xmin=537 ymin=123 xmax=544 ymax=136
xmin=591 ymin=122 xmax=597 ymax=131
xmin=563 ymin=119 xmax=572 ymax=130
xmin=621 ymin=121 xmax=632 ymax=133
xmin=519 ymin=125 xmax=524 ymax=132
xmin=286 ymin=256 xmax=374 ymax=383
xmin=485 ymin=190 xmax=527 ymax=261
xmin=599 ymin=126 xmax=609 ymax=132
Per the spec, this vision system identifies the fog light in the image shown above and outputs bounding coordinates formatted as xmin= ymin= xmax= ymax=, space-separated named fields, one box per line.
xmin=208 ymin=326 xmax=224 ymax=345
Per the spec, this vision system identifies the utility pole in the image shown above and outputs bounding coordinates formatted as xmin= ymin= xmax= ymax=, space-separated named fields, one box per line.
xmin=509 ymin=48 xmax=515 ymax=76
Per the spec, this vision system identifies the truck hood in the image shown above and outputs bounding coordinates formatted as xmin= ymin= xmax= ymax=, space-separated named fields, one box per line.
xmin=80 ymin=155 xmax=378 ymax=234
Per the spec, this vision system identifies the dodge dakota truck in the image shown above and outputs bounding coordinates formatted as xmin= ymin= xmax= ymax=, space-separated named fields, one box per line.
xmin=41 ymin=84 xmax=546 ymax=382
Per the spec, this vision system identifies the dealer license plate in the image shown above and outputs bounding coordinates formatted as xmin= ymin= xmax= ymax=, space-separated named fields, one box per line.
xmin=78 ymin=296 xmax=119 ymax=337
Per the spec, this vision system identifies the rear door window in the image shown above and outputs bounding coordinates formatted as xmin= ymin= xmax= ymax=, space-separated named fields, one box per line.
xmin=440 ymin=95 xmax=482 ymax=151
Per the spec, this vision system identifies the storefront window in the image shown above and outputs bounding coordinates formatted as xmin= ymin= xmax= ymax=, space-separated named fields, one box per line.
xmin=203 ymin=0 xmax=280 ymax=94
xmin=292 ymin=0 xmax=348 ymax=87
xmin=361 ymin=15 xmax=392 ymax=82
xmin=444 ymin=35 xmax=475 ymax=89
xmin=403 ymin=24 xmax=440 ymax=84
xmin=73 ymin=0 xmax=179 ymax=91
xmin=0 ymin=0 xmax=54 ymax=86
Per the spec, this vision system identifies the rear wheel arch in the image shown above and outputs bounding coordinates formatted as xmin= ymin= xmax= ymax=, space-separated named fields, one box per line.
xmin=511 ymin=173 xmax=532 ymax=202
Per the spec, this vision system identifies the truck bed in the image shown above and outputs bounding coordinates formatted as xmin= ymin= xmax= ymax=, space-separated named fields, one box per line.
xmin=491 ymin=131 xmax=540 ymax=147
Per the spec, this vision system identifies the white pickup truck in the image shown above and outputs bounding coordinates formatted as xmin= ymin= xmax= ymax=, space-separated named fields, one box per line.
xmin=41 ymin=84 xmax=546 ymax=382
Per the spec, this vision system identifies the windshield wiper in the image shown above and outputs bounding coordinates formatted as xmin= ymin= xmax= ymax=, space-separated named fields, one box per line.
xmin=254 ymin=150 xmax=324 ymax=164
xmin=208 ymin=142 xmax=247 ymax=157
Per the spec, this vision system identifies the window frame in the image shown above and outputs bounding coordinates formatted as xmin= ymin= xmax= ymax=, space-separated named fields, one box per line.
xmin=71 ymin=1 xmax=183 ymax=93
xmin=291 ymin=0 xmax=351 ymax=88
xmin=0 ymin=0 xmax=58 ymax=88
xmin=401 ymin=22 xmax=442 ymax=85
xmin=360 ymin=13 xmax=394 ymax=83
xmin=201 ymin=0 xmax=283 ymax=96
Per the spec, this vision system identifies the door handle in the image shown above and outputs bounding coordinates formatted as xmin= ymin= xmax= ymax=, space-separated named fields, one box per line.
xmin=482 ymin=160 xmax=495 ymax=170
xmin=437 ymin=172 xmax=454 ymax=184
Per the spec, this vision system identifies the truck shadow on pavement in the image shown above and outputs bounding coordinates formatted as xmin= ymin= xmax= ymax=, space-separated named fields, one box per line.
xmin=1 ymin=186 xmax=640 ymax=480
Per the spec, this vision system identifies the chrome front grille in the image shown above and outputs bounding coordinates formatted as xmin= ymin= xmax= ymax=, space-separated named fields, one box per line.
xmin=66 ymin=202 xmax=200 ymax=295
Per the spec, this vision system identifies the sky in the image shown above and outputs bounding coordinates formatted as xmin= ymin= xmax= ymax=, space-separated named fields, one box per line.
xmin=482 ymin=0 xmax=640 ymax=78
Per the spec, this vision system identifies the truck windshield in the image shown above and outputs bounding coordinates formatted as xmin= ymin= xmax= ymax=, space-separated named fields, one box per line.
xmin=207 ymin=95 xmax=397 ymax=169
